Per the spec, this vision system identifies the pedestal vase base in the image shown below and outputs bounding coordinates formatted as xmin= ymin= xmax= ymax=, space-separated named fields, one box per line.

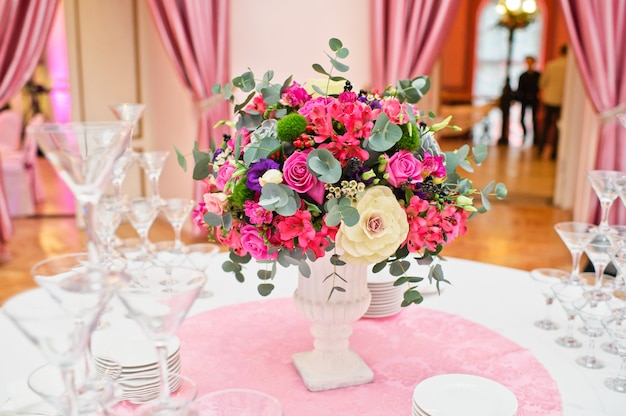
xmin=292 ymin=349 xmax=373 ymax=392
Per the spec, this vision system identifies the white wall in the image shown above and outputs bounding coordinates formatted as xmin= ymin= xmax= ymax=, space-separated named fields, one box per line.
xmin=229 ymin=0 xmax=371 ymax=96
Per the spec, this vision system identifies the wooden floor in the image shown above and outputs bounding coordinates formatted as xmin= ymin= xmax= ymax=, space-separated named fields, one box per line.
xmin=0 ymin=136 xmax=573 ymax=305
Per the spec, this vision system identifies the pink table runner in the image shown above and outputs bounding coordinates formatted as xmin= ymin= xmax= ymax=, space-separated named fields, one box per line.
xmin=178 ymin=298 xmax=562 ymax=415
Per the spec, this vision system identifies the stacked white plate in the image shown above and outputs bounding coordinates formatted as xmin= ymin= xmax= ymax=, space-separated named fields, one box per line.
xmin=365 ymin=272 xmax=404 ymax=318
xmin=412 ymin=374 xmax=518 ymax=416
xmin=91 ymin=327 xmax=182 ymax=403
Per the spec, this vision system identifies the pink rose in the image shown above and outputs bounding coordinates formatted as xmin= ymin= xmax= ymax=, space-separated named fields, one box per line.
xmin=386 ymin=150 xmax=423 ymax=187
xmin=203 ymin=192 xmax=228 ymax=215
xmin=239 ymin=225 xmax=272 ymax=260
xmin=215 ymin=163 xmax=236 ymax=191
xmin=282 ymin=149 xmax=325 ymax=204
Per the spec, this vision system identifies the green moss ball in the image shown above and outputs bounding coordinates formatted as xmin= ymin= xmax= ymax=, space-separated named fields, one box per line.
xmin=230 ymin=175 xmax=256 ymax=208
xmin=276 ymin=113 xmax=308 ymax=142
xmin=396 ymin=123 xmax=420 ymax=151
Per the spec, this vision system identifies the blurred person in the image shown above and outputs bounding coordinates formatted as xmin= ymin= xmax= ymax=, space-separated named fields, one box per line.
xmin=538 ymin=45 xmax=568 ymax=160
xmin=515 ymin=56 xmax=541 ymax=144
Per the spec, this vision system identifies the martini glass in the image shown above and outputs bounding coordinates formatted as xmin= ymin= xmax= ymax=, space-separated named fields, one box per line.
xmin=602 ymin=312 xmax=626 ymax=393
xmin=125 ymin=197 xmax=161 ymax=260
xmin=552 ymin=281 xmax=585 ymax=348
xmin=554 ymin=222 xmax=598 ymax=284
xmin=573 ymin=296 xmax=615 ymax=369
xmin=184 ymin=243 xmax=220 ymax=299
xmin=28 ymin=121 xmax=133 ymax=259
xmin=138 ymin=151 xmax=170 ymax=200
xmin=115 ymin=265 xmax=206 ymax=415
xmin=584 ymin=238 xmax=615 ymax=301
xmin=109 ymin=103 xmax=146 ymax=199
xmin=587 ymin=170 xmax=622 ymax=233
xmin=161 ymin=198 xmax=196 ymax=253
xmin=2 ymin=289 xmax=97 ymax=416
xmin=530 ymin=268 xmax=569 ymax=330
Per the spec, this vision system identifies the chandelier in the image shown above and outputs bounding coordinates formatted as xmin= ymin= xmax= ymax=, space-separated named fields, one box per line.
xmin=495 ymin=0 xmax=538 ymax=30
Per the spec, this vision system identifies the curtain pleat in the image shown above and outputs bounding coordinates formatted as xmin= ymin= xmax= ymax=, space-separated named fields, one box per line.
xmin=560 ymin=0 xmax=626 ymax=225
xmin=370 ymin=0 xmax=461 ymax=90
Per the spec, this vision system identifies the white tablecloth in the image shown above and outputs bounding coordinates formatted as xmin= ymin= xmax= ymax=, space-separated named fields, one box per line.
xmin=1 ymin=255 xmax=625 ymax=415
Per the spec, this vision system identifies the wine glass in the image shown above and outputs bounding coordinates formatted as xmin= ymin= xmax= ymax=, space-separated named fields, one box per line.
xmin=587 ymin=170 xmax=623 ymax=233
xmin=138 ymin=151 xmax=170 ymax=200
xmin=161 ymin=198 xmax=196 ymax=253
xmin=115 ymin=265 xmax=206 ymax=415
xmin=573 ymin=296 xmax=615 ymax=369
xmin=28 ymin=121 xmax=133 ymax=259
xmin=552 ymin=281 xmax=586 ymax=348
xmin=530 ymin=268 xmax=569 ymax=330
xmin=554 ymin=222 xmax=598 ymax=283
xmin=184 ymin=243 xmax=220 ymax=299
xmin=109 ymin=103 xmax=146 ymax=200
xmin=602 ymin=312 xmax=626 ymax=393
xmin=124 ymin=197 xmax=161 ymax=260
xmin=2 ymin=289 xmax=98 ymax=416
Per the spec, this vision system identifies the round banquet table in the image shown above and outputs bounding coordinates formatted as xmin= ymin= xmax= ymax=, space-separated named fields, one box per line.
xmin=1 ymin=255 xmax=626 ymax=415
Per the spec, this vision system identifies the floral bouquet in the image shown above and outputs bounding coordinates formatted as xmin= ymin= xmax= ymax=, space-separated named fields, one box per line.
xmin=177 ymin=38 xmax=506 ymax=306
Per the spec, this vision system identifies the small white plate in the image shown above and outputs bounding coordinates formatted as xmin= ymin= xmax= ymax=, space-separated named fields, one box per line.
xmin=413 ymin=374 xmax=518 ymax=416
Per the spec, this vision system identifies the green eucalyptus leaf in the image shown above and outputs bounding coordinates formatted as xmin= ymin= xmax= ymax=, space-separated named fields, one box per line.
xmin=312 ymin=84 xmax=326 ymax=96
xmin=403 ymin=289 xmax=423 ymax=304
xmin=298 ymin=259 xmax=311 ymax=277
xmin=389 ymin=260 xmax=411 ymax=276
xmin=325 ymin=206 xmax=342 ymax=226
xmin=257 ymin=269 xmax=273 ymax=280
xmin=329 ymin=38 xmax=343 ymax=51
xmin=258 ymin=283 xmax=275 ymax=296
xmin=203 ymin=212 xmax=222 ymax=227
xmin=329 ymin=57 xmax=349 ymax=73
xmin=275 ymin=195 xmax=298 ymax=216
xmin=368 ymin=113 xmax=403 ymax=152
xmin=222 ymin=83 xmax=233 ymax=100
xmin=336 ymin=47 xmax=349 ymax=59
xmin=175 ymin=146 xmax=187 ymax=172
xmin=233 ymin=71 xmax=255 ymax=92
xmin=307 ymin=149 xmax=342 ymax=183
xmin=243 ymin=136 xmax=281 ymax=165
xmin=481 ymin=192 xmax=491 ymax=211
xmin=263 ymin=70 xmax=274 ymax=83
xmin=192 ymin=157 xmax=212 ymax=180
xmin=222 ymin=260 xmax=238 ymax=273
xmin=393 ymin=276 xmax=409 ymax=286
xmin=496 ymin=183 xmax=508 ymax=199
xmin=259 ymin=183 xmax=289 ymax=210
xmin=211 ymin=83 xmax=222 ymax=95
xmin=312 ymin=64 xmax=329 ymax=76
xmin=372 ymin=262 xmax=387 ymax=273
xmin=473 ymin=143 xmax=488 ymax=165
xmin=339 ymin=206 xmax=359 ymax=227
xmin=261 ymin=85 xmax=281 ymax=106
xmin=234 ymin=271 xmax=245 ymax=283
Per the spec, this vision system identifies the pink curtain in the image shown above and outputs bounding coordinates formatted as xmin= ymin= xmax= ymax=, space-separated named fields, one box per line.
xmin=0 ymin=0 xmax=59 ymax=248
xmin=559 ymin=0 xmax=626 ymax=225
xmin=370 ymin=0 xmax=461 ymax=90
xmin=145 ymin=0 xmax=230 ymax=175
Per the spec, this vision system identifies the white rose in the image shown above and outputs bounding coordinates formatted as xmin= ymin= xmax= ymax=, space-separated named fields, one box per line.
xmin=335 ymin=186 xmax=409 ymax=265
xmin=259 ymin=169 xmax=283 ymax=186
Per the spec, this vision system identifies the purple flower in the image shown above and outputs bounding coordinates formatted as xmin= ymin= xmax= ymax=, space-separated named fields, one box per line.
xmin=246 ymin=158 xmax=279 ymax=192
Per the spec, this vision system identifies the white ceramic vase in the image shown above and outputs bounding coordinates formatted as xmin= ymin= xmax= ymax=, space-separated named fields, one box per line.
xmin=292 ymin=255 xmax=373 ymax=391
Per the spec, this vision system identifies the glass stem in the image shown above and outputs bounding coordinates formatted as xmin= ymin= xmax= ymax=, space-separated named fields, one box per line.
xmin=174 ymin=226 xmax=183 ymax=251
xmin=155 ymin=341 xmax=171 ymax=404
xmin=565 ymin=314 xmax=576 ymax=339
xmin=570 ymin=250 xmax=582 ymax=281
xmin=595 ymin=264 xmax=607 ymax=290
xmin=586 ymin=335 xmax=598 ymax=359
xmin=599 ymin=203 xmax=611 ymax=232
xmin=84 ymin=200 xmax=102 ymax=263
xmin=617 ymin=354 xmax=626 ymax=383
xmin=61 ymin=367 xmax=80 ymax=416
xmin=543 ymin=297 xmax=554 ymax=321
